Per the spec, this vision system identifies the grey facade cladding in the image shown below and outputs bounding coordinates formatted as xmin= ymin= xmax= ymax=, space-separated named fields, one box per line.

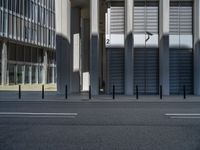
xmin=0 ymin=0 xmax=56 ymax=85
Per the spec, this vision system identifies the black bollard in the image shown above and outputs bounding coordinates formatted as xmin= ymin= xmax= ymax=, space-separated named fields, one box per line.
xmin=183 ymin=85 xmax=186 ymax=99
xmin=160 ymin=85 xmax=163 ymax=100
xmin=89 ymin=85 xmax=91 ymax=99
xmin=19 ymin=85 xmax=21 ymax=99
xmin=112 ymin=85 xmax=115 ymax=100
xmin=136 ymin=85 xmax=139 ymax=100
xmin=42 ymin=85 xmax=44 ymax=99
xmin=65 ymin=85 xmax=68 ymax=99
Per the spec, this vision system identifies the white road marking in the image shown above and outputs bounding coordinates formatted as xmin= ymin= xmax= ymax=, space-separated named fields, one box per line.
xmin=0 ymin=112 xmax=78 ymax=118
xmin=165 ymin=113 xmax=200 ymax=119
xmin=165 ymin=113 xmax=200 ymax=116
xmin=170 ymin=116 xmax=200 ymax=119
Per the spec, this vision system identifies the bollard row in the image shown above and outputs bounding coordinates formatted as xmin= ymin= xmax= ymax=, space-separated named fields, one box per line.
xmin=15 ymin=84 xmax=188 ymax=100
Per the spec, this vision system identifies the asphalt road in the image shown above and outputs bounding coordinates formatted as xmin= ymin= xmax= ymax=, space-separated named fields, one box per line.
xmin=0 ymin=101 xmax=200 ymax=150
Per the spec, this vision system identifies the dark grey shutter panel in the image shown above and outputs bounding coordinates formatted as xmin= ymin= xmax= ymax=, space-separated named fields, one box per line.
xmin=108 ymin=48 xmax=124 ymax=94
xmin=134 ymin=48 xmax=159 ymax=95
xmin=134 ymin=1 xmax=159 ymax=34
xmin=170 ymin=49 xmax=193 ymax=95
xmin=110 ymin=3 xmax=124 ymax=34
xmin=170 ymin=1 xmax=193 ymax=35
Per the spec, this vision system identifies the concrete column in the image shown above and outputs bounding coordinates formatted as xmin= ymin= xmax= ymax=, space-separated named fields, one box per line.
xmin=124 ymin=0 xmax=134 ymax=95
xmin=194 ymin=0 xmax=200 ymax=95
xmin=56 ymin=0 xmax=71 ymax=94
xmin=43 ymin=49 xmax=48 ymax=84
xmin=159 ymin=0 xmax=170 ymax=95
xmin=90 ymin=0 xmax=99 ymax=95
xmin=70 ymin=8 xmax=81 ymax=93
xmin=1 ymin=41 xmax=7 ymax=85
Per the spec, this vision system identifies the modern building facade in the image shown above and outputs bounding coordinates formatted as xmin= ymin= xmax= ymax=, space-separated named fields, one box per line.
xmin=0 ymin=0 xmax=56 ymax=85
xmin=56 ymin=0 xmax=200 ymax=96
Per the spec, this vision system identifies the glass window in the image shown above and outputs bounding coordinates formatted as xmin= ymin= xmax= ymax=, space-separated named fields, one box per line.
xmin=12 ymin=0 xmax=15 ymax=12
xmin=8 ymin=43 xmax=16 ymax=61
xmin=0 ymin=10 xmax=2 ymax=33
xmin=0 ymin=0 xmax=2 ymax=7
xmin=32 ymin=66 xmax=36 ymax=83
xmin=8 ymin=0 xmax=12 ymax=10
xmin=25 ymin=65 xmax=30 ymax=84
xmin=24 ymin=0 xmax=27 ymax=17
xmin=31 ymin=47 xmax=37 ymax=63
xmin=3 ymin=11 xmax=8 ymax=36
xmin=17 ymin=65 xmax=23 ymax=84
xmin=16 ymin=45 xmax=24 ymax=61
xmin=12 ymin=15 xmax=16 ymax=39
xmin=16 ymin=16 xmax=20 ymax=39
xmin=3 ymin=0 xmax=7 ymax=9
xmin=8 ymin=64 xmax=15 ymax=85
xmin=20 ymin=0 xmax=24 ymax=15
xmin=16 ymin=0 xmax=20 ymax=14
xmin=8 ymin=13 xmax=12 ymax=38
xmin=38 ymin=65 xmax=43 ymax=83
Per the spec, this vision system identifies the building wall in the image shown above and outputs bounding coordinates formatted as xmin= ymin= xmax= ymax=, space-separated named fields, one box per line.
xmin=106 ymin=0 xmax=196 ymax=95
xmin=0 ymin=0 xmax=56 ymax=85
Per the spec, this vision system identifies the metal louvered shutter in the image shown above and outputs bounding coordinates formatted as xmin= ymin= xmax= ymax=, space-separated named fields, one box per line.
xmin=110 ymin=3 xmax=124 ymax=34
xmin=134 ymin=1 xmax=159 ymax=34
xmin=134 ymin=1 xmax=145 ymax=34
xmin=134 ymin=48 xmax=159 ymax=95
xmin=169 ymin=1 xmax=193 ymax=95
xmin=179 ymin=1 xmax=193 ymax=34
xmin=108 ymin=48 xmax=124 ymax=94
xmin=170 ymin=49 xmax=193 ymax=95
xmin=170 ymin=1 xmax=193 ymax=35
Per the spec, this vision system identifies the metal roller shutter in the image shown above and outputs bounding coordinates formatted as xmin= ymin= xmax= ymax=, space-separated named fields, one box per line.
xmin=170 ymin=49 xmax=193 ymax=95
xmin=108 ymin=48 xmax=124 ymax=94
xmin=134 ymin=48 xmax=159 ymax=95
xmin=133 ymin=1 xmax=159 ymax=95
xmin=170 ymin=1 xmax=193 ymax=95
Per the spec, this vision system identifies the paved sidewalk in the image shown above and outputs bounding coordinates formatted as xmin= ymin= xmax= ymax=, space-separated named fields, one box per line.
xmin=0 ymin=91 xmax=200 ymax=102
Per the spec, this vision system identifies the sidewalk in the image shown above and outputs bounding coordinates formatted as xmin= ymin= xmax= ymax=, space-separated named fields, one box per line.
xmin=0 ymin=90 xmax=200 ymax=103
